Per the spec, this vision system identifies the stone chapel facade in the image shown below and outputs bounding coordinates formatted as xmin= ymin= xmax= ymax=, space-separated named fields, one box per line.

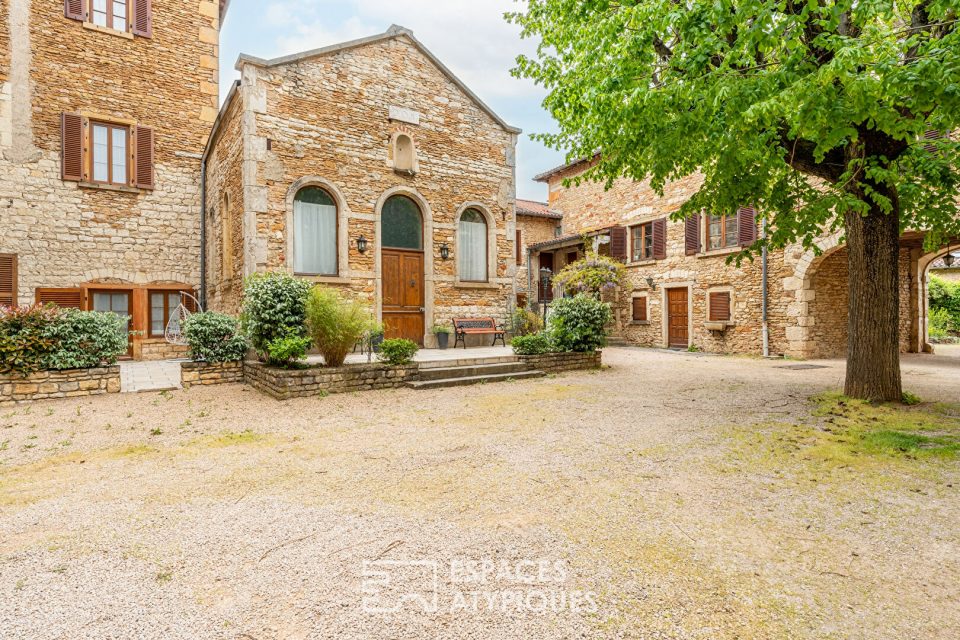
xmin=203 ymin=26 xmax=521 ymax=347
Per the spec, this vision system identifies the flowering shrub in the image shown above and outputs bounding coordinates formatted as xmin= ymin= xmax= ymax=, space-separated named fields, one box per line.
xmin=547 ymin=294 xmax=612 ymax=352
xmin=552 ymin=252 xmax=628 ymax=297
xmin=183 ymin=312 xmax=248 ymax=362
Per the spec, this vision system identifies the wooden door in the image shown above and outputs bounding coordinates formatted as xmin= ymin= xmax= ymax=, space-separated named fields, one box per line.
xmin=539 ymin=252 xmax=555 ymax=302
xmin=91 ymin=289 xmax=134 ymax=357
xmin=667 ymin=287 xmax=689 ymax=349
xmin=382 ymin=249 xmax=425 ymax=344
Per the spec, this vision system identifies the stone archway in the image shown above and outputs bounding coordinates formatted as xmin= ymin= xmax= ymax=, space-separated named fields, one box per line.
xmin=918 ymin=246 xmax=960 ymax=354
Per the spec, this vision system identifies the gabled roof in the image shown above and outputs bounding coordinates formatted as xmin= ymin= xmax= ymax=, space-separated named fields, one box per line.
xmin=235 ymin=25 xmax=521 ymax=135
xmin=516 ymin=199 xmax=562 ymax=220
xmin=533 ymin=153 xmax=600 ymax=182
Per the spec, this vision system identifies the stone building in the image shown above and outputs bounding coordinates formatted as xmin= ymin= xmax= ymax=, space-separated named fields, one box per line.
xmin=0 ymin=0 xmax=227 ymax=359
xmin=531 ymin=157 xmax=950 ymax=358
xmin=513 ymin=199 xmax=563 ymax=309
xmin=203 ymin=26 xmax=521 ymax=346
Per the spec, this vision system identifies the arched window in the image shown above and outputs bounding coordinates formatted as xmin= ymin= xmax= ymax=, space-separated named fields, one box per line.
xmin=293 ymin=186 xmax=338 ymax=275
xmin=394 ymin=134 xmax=416 ymax=174
xmin=382 ymin=195 xmax=423 ymax=250
xmin=458 ymin=208 xmax=488 ymax=282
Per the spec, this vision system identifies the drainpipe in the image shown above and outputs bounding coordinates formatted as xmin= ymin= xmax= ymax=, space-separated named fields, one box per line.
xmin=199 ymin=157 xmax=208 ymax=310
xmin=526 ymin=247 xmax=534 ymax=304
xmin=761 ymin=217 xmax=770 ymax=358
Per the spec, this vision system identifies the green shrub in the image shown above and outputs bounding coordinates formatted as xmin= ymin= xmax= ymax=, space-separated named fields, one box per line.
xmin=547 ymin=294 xmax=612 ymax=352
xmin=511 ymin=333 xmax=552 ymax=355
xmin=377 ymin=338 xmax=419 ymax=366
xmin=929 ymin=307 xmax=954 ymax=341
xmin=182 ymin=312 xmax=248 ymax=363
xmin=43 ymin=309 xmax=128 ymax=370
xmin=241 ymin=272 xmax=312 ymax=360
xmin=512 ymin=307 xmax=543 ymax=336
xmin=266 ymin=331 xmax=311 ymax=368
xmin=305 ymin=286 xmax=374 ymax=367
xmin=0 ymin=305 xmax=60 ymax=376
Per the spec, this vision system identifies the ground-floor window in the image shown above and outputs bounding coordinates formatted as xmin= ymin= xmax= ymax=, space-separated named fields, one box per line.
xmin=708 ymin=290 xmax=732 ymax=322
xmin=632 ymin=296 xmax=648 ymax=322
xmin=149 ymin=291 xmax=193 ymax=337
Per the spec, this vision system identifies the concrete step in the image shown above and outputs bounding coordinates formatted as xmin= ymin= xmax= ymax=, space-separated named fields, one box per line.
xmin=605 ymin=336 xmax=631 ymax=347
xmin=407 ymin=369 xmax=546 ymax=390
xmin=416 ymin=361 xmax=531 ymax=382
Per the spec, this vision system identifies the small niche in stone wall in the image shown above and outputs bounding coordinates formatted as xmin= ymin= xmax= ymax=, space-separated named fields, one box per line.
xmin=392 ymin=133 xmax=418 ymax=176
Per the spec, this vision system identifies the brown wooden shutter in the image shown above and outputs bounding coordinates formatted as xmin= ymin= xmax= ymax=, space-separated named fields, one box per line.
xmin=516 ymin=229 xmax=523 ymax=265
xmin=709 ymin=292 xmax=731 ymax=322
xmin=36 ymin=288 xmax=83 ymax=309
xmin=135 ymin=125 xmax=155 ymax=189
xmin=132 ymin=0 xmax=152 ymax=37
xmin=923 ymin=130 xmax=942 ymax=154
xmin=652 ymin=218 xmax=667 ymax=260
xmin=0 ymin=254 xmax=17 ymax=307
xmin=737 ymin=206 xmax=757 ymax=246
xmin=632 ymin=297 xmax=647 ymax=322
xmin=685 ymin=214 xmax=700 ymax=255
xmin=64 ymin=0 xmax=85 ymax=21
xmin=61 ymin=113 xmax=84 ymax=182
xmin=609 ymin=226 xmax=628 ymax=262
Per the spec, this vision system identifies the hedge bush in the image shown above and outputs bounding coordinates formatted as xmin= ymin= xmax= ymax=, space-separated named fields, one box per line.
xmin=377 ymin=338 xmax=419 ymax=365
xmin=305 ymin=287 xmax=374 ymax=367
xmin=266 ymin=331 xmax=312 ymax=368
xmin=929 ymin=275 xmax=960 ymax=332
xmin=0 ymin=305 xmax=60 ymax=376
xmin=547 ymin=294 xmax=612 ymax=352
xmin=183 ymin=312 xmax=248 ymax=363
xmin=43 ymin=309 xmax=128 ymax=370
xmin=241 ymin=272 xmax=312 ymax=360
xmin=511 ymin=333 xmax=552 ymax=355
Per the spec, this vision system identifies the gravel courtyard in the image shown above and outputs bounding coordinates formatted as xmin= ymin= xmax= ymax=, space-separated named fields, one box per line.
xmin=2 ymin=348 xmax=959 ymax=639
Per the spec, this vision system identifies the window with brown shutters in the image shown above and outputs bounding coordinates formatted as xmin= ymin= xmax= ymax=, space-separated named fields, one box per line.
xmin=923 ymin=130 xmax=942 ymax=154
xmin=632 ymin=296 xmax=648 ymax=323
xmin=685 ymin=214 xmax=700 ymax=255
xmin=708 ymin=291 xmax=732 ymax=322
xmin=135 ymin=125 xmax=155 ymax=189
xmin=0 ymin=254 xmax=17 ymax=308
xmin=64 ymin=0 xmax=85 ymax=21
xmin=609 ymin=226 xmax=628 ymax=262
xmin=132 ymin=0 xmax=152 ymax=38
xmin=36 ymin=288 xmax=84 ymax=309
xmin=65 ymin=0 xmax=151 ymax=38
xmin=631 ymin=222 xmax=653 ymax=261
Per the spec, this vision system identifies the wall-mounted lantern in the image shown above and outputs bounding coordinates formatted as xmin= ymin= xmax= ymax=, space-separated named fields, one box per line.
xmin=356 ymin=235 xmax=368 ymax=254
xmin=440 ymin=243 xmax=450 ymax=261
xmin=645 ymin=276 xmax=657 ymax=291
xmin=945 ymin=245 xmax=956 ymax=267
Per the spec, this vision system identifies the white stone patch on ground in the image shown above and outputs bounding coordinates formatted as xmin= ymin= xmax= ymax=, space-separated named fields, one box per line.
xmin=120 ymin=361 xmax=183 ymax=393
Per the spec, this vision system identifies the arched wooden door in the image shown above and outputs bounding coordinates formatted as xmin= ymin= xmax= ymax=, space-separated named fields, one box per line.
xmin=381 ymin=195 xmax=425 ymax=345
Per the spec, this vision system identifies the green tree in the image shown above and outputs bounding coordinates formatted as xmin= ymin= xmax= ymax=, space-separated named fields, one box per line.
xmin=510 ymin=1 xmax=959 ymax=401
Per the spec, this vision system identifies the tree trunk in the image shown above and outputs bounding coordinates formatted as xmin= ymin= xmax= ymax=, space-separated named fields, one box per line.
xmin=843 ymin=191 xmax=903 ymax=402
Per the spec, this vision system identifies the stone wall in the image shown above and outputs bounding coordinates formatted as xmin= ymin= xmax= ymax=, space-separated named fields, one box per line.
xmin=514 ymin=214 xmax=562 ymax=305
xmin=0 ymin=366 xmax=121 ymax=406
xmin=517 ymin=351 xmax=602 ymax=373
xmin=206 ymin=28 xmax=520 ymax=346
xmin=244 ymin=360 xmax=418 ymax=400
xmin=0 ymin=0 xmax=222 ymax=354
xmin=181 ymin=361 xmax=244 ymax=388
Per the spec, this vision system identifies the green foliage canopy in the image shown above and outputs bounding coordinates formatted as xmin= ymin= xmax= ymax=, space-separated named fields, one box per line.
xmin=510 ymin=0 xmax=960 ymax=254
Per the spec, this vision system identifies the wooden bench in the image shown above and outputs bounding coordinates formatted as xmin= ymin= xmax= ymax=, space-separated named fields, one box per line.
xmin=452 ymin=317 xmax=506 ymax=349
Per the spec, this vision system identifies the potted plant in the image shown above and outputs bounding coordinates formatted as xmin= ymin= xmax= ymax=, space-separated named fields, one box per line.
xmin=432 ymin=324 xmax=452 ymax=350
xmin=368 ymin=323 xmax=385 ymax=354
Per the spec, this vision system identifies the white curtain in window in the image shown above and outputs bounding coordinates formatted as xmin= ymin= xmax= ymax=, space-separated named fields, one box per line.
xmin=294 ymin=200 xmax=337 ymax=274
xmin=459 ymin=215 xmax=488 ymax=281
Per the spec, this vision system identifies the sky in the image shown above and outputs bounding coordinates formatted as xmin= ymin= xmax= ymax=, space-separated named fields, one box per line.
xmin=219 ymin=0 xmax=564 ymax=202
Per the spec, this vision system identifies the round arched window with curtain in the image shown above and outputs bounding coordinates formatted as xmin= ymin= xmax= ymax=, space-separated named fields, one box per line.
xmin=382 ymin=195 xmax=423 ymax=250
xmin=458 ymin=208 xmax=488 ymax=282
xmin=293 ymin=186 xmax=338 ymax=275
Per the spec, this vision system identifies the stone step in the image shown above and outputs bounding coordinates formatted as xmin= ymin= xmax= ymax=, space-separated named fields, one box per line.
xmin=418 ymin=355 xmax=519 ymax=370
xmin=416 ymin=361 xmax=531 ymax=382
xmin=407 ymin=370 xmax=546 ymax=390
xmin=605 ymin=336 xmax=631 ymax=347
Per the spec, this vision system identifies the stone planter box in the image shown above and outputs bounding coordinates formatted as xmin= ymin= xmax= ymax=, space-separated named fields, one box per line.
xmin=181 ymin=361 xmax=244 ymax=389
xmin=244 ymin=361 xmax=419 ymax=400
xmin=0 ymin=366 xmax=121 ymax=406
xmin=517 ymin=350 xmax=602 ymax=374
